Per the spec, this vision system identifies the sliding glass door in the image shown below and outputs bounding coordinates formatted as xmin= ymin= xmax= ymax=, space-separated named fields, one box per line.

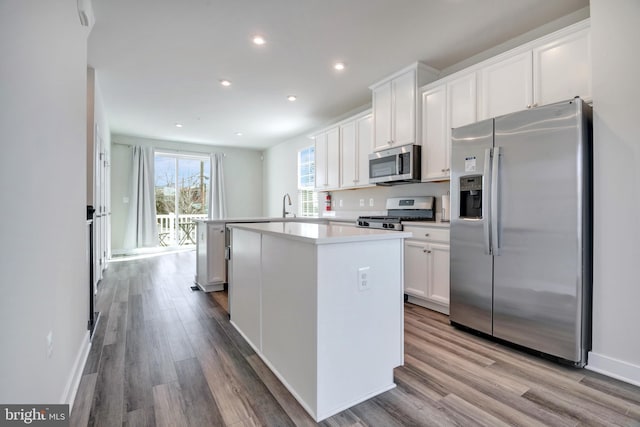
xmin=155 ymin=153 xmax=210 ymax=247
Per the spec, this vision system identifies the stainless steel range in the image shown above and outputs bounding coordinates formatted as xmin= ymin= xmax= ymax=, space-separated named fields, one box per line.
xmin=356 ymin=197 xmax=435 ymax=230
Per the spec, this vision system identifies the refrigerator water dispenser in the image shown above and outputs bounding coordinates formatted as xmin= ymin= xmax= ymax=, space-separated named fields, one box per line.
xmin=459 ymin=175 xmax=483 ymax=218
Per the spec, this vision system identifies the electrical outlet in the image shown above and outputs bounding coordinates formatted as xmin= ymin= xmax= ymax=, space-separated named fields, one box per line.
xmin=339 ymin=199 xmax=343 ymax=208
xmin=369 ymin=198 xmax=374 ymax=207
xmin=358 ymin=267 xmax=371 ymax=291
xmin=359 ymin=199 xmax=365 ymax=207
xmin=46 ymin=331 xmax=53 ymax=358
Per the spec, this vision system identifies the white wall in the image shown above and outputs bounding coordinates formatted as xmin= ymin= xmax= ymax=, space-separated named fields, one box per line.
xmin=262 ymin=134 xmax=313 ymax=216
xmin=0 ymin=0 xmax=91 ymax=403
xmin=588 ymin=0 xmax=640 ymax=385
xmin=111 ymin=135 xmax=263 ymax=252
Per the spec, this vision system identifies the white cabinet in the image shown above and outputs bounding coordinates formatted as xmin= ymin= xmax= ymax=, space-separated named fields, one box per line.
xmin=421 ymin=72 xmax=476 ymax=182
xmin=403 ymin=225 xmax=450 ymax=314
xmin=340 ymin=113 xmax=373 ymax=189
xmin=533 ymin=27 xmax=591 ymax=105
xmin=314 ymin=127 xmax=339 ymax=190
xmin=404 ymin=240 xmax=430 ymax=298
xmin=371 ymin=63 xmax=439 ymax=151
xmin=421 ymin=85 xmax=447 ymax=181
xmin=372 ymin=81 xmax=393 ymax=151
xmin=479 ymin=21 xmax=590 ymax=120
xmin=479 ymin=51 xmax=533 ymax=120
xmin=195 ymin=221 xmax=226 ymax=292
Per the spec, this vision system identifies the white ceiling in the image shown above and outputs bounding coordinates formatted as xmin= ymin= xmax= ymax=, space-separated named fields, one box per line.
xmin=88 ymin=0 xmax=588 ymax=150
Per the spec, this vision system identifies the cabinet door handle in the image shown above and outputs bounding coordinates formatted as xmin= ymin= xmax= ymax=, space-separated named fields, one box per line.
xmin=425 ymin=233 xmax=430 ymax=237
xmin=220 ymin=229 xmax=224 ymax=233
xmin=424 ymin=249 xmax=432 ymax=254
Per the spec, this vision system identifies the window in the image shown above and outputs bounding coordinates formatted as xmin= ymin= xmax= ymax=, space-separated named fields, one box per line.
xmin=155 ymin=152 xmax=210 ymax=246
xmin=298 ymin=146 xmax=318 ymax=217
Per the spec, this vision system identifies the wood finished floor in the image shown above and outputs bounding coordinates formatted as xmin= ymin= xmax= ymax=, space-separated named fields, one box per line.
xmin=71 ymin=251 xmax=640 ymax=427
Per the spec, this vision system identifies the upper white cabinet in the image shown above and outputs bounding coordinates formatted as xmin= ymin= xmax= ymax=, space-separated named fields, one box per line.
xmin=479 ymin=20 xmax=590 ymax=120
xmin=421 ymin=72 xmax=476 ymax=181
xmin=371 ymin=63 xmax=439 ymax=151
xmin=314 ymin=127 xmax=339 ymax=190
xmin=340 ymin=113 xmax=373 ymax=189
xmin=479 ymin=51 xmax=533 ymax=119
xmin=315 ymin=110 xmax=373 ymax=191
xmin=533 ymin=27 xmax=591 ymax=106
xmin=421 ymin=85 xmax=447 ymax=181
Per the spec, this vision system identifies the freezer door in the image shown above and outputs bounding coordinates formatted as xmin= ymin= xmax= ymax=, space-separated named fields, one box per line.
xmin=450 ymin=119 xmax=494 ymax=335
xmin=492 ymin=100 xmax=589 ymax=363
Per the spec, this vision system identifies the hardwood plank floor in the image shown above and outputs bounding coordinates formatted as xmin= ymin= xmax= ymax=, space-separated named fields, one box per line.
xmin=72 ymin=251 xmax=640 ymax=426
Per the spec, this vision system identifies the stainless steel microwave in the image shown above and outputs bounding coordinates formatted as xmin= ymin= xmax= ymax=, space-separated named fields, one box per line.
xmin=369 ymin=144 xmax=421 ymax=185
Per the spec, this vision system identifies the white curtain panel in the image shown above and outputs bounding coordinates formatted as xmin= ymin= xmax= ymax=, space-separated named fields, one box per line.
xmin=208 ymin=153 xmax=227 ymax=219
xmin=124 ymin=146 xmax=158 ymax=249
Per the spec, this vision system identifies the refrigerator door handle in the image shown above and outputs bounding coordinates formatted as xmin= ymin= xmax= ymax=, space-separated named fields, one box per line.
xmin=483 ymin=148 xmax=492 ymax=255
xmin=491 ymin=146 xmax=501 ymax=255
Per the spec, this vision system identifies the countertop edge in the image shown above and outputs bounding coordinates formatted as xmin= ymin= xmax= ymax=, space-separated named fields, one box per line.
xmin=227 ymin=222 xmax=411 ymax=245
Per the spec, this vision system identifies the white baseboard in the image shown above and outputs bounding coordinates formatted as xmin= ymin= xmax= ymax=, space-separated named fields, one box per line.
xmin=195 ymin=280 xmax=225 ymax=292
xmin=586 ymin=351 xmax=640 ymax=388
xmin=61 ymin=332 xmax=92 ymax=411
xmin=406 ymin=295 xmax=449 ymax=315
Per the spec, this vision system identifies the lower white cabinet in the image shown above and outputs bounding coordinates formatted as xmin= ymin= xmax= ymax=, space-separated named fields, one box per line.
xmin=403 ymin=225 xmax=450 ymax=314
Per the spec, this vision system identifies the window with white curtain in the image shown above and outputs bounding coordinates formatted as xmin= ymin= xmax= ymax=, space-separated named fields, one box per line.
xmin=154 ymin=151 xmax=210 ymax=246
xmin=298 ymin=146 xmax=318 ymax=217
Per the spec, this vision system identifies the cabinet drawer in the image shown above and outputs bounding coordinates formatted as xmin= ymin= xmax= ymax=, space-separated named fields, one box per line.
xmin=403 ymin=226 xmax=449 ymax=243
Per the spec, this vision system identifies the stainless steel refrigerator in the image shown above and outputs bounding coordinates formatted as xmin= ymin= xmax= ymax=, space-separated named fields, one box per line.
xmin=449 ymin=98 xmax=592 ymax=366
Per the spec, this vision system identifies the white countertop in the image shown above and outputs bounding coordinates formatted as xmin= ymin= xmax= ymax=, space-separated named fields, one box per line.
xmin=227 ymin=221 xmax=411 ymax=245
xmin=197 ymin=216 xmax=320 ymax=224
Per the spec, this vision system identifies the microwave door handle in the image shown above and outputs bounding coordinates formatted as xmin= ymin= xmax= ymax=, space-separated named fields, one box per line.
xmin=396 ymin=155 xmax=402 ymax=175
xmin=483 ymin=148 xmax=492 ymax=255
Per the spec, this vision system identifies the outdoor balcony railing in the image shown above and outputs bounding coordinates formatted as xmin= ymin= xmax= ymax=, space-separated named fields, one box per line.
xmin=156 ymin=213 xmax=207 ymax=246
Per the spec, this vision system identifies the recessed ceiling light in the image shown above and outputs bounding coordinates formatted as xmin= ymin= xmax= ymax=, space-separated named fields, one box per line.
xmin=252 ymin=35 xmax=266 ymax=45
xmin=220 ymin=79 xmax=231 ymax=87
xmin=235 ymin=132 xmax=243 ymax=136
xmin=175 ymin=123 xmax=183 ymax=128
xmin=287 ymin=95 xmax=297 ymax=102
xmin=333 ymin=62 xmax=346 ymax=71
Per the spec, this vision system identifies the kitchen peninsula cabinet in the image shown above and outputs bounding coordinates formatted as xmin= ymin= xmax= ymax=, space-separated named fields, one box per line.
xmin=228 ymin=222 xmax=409 ymax=422
xmin=195 ymin=221 xmax=227 ymax=292
xmin=370 ymin=63 xmax=439 ymax=152
xmin=403 ymin=223 xmax=450 ymax=314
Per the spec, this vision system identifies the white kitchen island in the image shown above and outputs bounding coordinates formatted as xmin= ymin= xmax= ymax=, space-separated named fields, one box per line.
xmin=227 ymin=222 xmax=410 ymax=422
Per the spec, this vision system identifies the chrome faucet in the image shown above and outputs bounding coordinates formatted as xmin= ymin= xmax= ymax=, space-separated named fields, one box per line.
xmin=282 ymin=193 xmax=292 ymax=218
